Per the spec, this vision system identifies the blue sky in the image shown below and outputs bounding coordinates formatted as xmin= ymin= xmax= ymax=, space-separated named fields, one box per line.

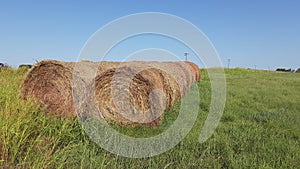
xmin=0 ymin=0 xmax=299 ymax=70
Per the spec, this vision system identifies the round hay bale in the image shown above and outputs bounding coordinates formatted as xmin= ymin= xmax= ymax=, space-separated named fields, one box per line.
xmin=93 ymin=61 xmax=196 ymax=126
xmin=20 ymin=60 xmax=121 ymax=118
xmin=20 ymin=60 xmax=76 ymax=117
xmin=163 ymin=61 xmax=194 ymax=96
xmin=72 ymin=61 xmax=121 ymax=120
xmin=21 ymin=60 xmax=200 ymax=126
xmin=94 ymin=64 xmax=164 ymax=126
xmin=185 ymin=61 xmax=201 ymax=82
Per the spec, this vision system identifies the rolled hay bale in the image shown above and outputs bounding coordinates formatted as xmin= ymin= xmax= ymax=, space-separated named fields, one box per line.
xmin=20 ymin=60 xmax=121 ymax=118
xmin=20 ymin=60 xmax=76 ymax=117
xmin=72 ymin=61 xmax=121 ymax=119
xmin=93 ymin=61 xmax=198 ymax=126
xmin=185 ymin=61 xmax=201 ymax=82
xmin=21 ymin=60 xmax=201 ymax=126
xmin=164 ymin=62 xmax=195 ymax=96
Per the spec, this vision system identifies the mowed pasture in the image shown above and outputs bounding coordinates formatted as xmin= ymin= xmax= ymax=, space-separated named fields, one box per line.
xmin=0 ymin=67 xmax=299 ymax=168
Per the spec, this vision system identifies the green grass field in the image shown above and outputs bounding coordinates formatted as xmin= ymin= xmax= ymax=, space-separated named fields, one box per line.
xmin=0 ymin=68 xmax=299 ymax=168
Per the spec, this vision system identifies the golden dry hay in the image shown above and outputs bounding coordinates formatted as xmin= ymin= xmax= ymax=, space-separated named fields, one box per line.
xmin=21 ymin=60 xmax=201 ymax=126
xmin=20 ymin=60 xmax=120 ymax=118
xmin=93 ymin=61 xmax=199 ymax=126
xmin=20 ymin=60 xmax=76 ymax=117
xmin=185 ymin=61 xmax=201 ymax=82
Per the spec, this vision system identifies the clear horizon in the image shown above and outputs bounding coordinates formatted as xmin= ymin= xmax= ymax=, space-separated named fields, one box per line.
xmin=0 ymin=0 xmax=299 ymax=70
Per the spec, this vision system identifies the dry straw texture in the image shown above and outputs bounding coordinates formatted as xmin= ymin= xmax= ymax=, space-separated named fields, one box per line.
xmin=21 ymin=60 xmax=76 ymax=117
xmin=20 ymin=60 xmax=120 ymax=118
xmin=21 ymin=60 xmax=200 ymax=126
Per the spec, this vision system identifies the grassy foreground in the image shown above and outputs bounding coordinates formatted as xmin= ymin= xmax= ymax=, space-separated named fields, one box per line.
xmin=0 ymin=68 xmax=299 ymax=168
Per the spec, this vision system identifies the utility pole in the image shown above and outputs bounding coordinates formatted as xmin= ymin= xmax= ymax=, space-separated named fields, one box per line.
xmin=254 ymin=64 xmax=257 ymax=71
xmin=184 ymin=52 xmax=189 ymax=61
xmin=227 ymin=59 xmax=231 ymax=69
xmin=32 ymin=58 xmax=39 ymax=63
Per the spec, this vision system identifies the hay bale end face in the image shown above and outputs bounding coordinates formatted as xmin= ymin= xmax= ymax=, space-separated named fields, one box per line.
xmin=21 ymin=60 xmax=201 ymax=126
xmin=20 ymin=60 xmax=76 ymax=117
xmin=94 ymin=63 xmax=172 ymax=126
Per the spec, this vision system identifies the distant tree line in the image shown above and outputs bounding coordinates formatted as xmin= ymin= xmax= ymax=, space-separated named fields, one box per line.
xmin=276 ymin=68 xmax=300 ymax=73
xmin=18 ymin=64 xmax=32 ymax=69
xmin=0 ymin=63 xmax=33 ymax=70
